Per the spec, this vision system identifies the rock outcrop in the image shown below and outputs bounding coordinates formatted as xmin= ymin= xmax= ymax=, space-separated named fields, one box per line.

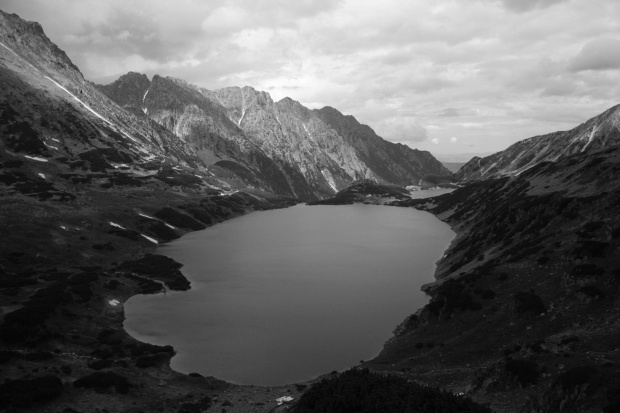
xmin=98 ymin=75 xmax=453 ymax=200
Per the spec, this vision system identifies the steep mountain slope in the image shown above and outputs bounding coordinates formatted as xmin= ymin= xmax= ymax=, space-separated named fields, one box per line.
xmin=0 ymin=11 xmax=281 ymax=196
xmin=100 ymin=74 xmax=452 ymax=199
xmin=373 ymin=144 xmax=620 ymax=412
xmin=456 ymin=104 xmax=620 ymax=181
xmin=99 ymin=74 xmax=299 ymax=197
xmin=206 ymin=87 xmax=380 ymax=197
xmin=209 ymin=87 xmax=453 ymax=192
xmin=1 ymin=10 xmax=302 ymax=412
xmin=315 ymin=106 xmax=450 ymax=186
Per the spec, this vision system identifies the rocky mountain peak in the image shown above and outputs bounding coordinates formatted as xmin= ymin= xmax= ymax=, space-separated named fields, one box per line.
xmin=97 ymin=70 xmax=451 ymax=199
xmin=0 ymin=10 xmax=84 ymax=85
xmin=96 ymin=72 xmax=150 ymax=113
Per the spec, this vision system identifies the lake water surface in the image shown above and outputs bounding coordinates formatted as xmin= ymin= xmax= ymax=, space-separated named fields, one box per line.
xmin=124 ymin=203 xmax=454 ymax=385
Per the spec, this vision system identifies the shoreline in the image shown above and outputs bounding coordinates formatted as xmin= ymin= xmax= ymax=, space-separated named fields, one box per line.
xmin=124 ymin=201 xmax=454 ymax=388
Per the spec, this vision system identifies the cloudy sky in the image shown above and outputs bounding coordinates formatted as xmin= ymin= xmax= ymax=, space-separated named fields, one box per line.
xmin=3 ymin=0 xmax=620 ymax=160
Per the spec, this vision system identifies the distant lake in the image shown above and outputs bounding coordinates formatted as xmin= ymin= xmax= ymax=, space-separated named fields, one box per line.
xmin=124 ymin=203 xmax=454 ymax=385
xmin=409 ymin=188 xmax=455 ymax=198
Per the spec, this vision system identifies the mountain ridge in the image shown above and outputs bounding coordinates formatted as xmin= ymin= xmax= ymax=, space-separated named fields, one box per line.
xmin=97 ymin=72 xmax=453 ymax=199
xmin=456 ymin=104 xmax=620 ymax=181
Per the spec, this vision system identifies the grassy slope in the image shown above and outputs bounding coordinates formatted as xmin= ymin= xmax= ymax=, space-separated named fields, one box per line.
xmin=367 ymin=146 xmax=620 ymax=413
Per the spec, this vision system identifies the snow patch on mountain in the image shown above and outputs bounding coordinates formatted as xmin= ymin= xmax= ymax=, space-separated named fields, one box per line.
xmin=141 ymin=234 xmax=158 ymax=244
xmin=24 ymin=155 xmax=48 ymax=162
xmin=582 ymin=125 xmax=599 ymax=152
xmin=321 ymin=169 xmax=338 ymax=193
xmin=302 ymin=123 xmax=314 ymax=140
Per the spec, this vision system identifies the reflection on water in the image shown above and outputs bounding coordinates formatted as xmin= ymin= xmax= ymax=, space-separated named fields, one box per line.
xmin=124 ymin=204 xmax=454 ymax=385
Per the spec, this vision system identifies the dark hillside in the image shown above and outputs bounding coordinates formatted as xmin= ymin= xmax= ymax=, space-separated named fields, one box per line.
xmin=374 ymin=145 xmax=620 ymax=413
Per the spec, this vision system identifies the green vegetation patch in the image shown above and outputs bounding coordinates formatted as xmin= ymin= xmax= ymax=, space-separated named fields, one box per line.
xmin=514 ymin=291 xmax=546 ymax=316
xmin=0 ymin=375 xmax=63 ymax=409
xmin=426 ymin=279 xmax=483 ymax=317
xmin=73 ymin=371 xmax=132 ymax=394
xmin=119 ymin=254 xmax=189 ymax=290
xmin=291 ymin=369 xmax=493 ymax=413
xmin=505 ymin=358 xmax=540 ymax=387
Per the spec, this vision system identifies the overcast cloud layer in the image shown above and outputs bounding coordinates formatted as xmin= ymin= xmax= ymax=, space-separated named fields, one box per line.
xmin=3 ymin=0 xmax=620 ymax=159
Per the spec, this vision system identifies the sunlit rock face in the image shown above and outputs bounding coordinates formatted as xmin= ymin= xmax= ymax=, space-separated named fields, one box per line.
xmin=100 ymin=73 xmax=451 ymax=199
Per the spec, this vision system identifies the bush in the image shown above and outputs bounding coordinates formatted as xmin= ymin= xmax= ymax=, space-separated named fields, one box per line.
xmin=560 ymin=336 xmax=580 ymax=345
xmin=0 ymin=376 xmax=63 ymax=409
xmin=573 ymin=241 xmax=609 ymax=258
xmin=129 ymin=342 xmax=174 ymax=357
xmin=427 ymin=280 xmax=483 ymax=316
xmin=291 ymin=369 xmax=493 ymax=413
xmin=136 ymin=353 xmax=168 ymax=368
xmin=570 ymin=264 xmax=605 ymax=278
xmin=178 ymin=396 xmax=212 ymax=413
xmin=481 ymin=289 xmax=496 ymax=300
xmin=73 ymin=371 xmax=132 ymax=394
xmin=88 ymin=359 xmax=112 ymax=370
xmin=577 ymin=285 xmax=606 ymax=299
xmin=97 ymin=329 xmax=122 ymax=345
xmin=505 ymin=358 xmax=540 ymax=387
xmin=554 ymin=365 xmax=597 ymax=390
xmin=514 ymin=292 xmax=546 ymax=315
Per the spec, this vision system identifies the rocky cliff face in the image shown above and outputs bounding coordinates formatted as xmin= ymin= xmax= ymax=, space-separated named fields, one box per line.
xmin=314 ymin=106 xmax=450 ymax=186
xmin=99 ymin=74 xmax=452 ymax=199
xmin=456 ymin=104 xmax=620 ymax=181
xmin=206 ymin=87 xmax=377 ymax=197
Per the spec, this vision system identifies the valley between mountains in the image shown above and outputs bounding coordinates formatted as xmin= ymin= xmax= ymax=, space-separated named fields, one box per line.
xmin=1 ymin=9 xmax=620 ymax=413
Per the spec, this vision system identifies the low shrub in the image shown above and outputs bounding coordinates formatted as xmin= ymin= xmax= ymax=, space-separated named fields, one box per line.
xmin=514 ymin=292 xmax=546 ymax=315
xmin=136 ymin=353 xmax=168 ymax=368
xmin=481 ymin=289 xmax=496 ymax=300
xmin=505 ymin=358 xmax=540 ymax=387
xmin=178 ymin=396 xmax=212 ymax=413
xmin=577 ymin=285 xmax=606 ymax=299
xmin=0 ymin=375 xmax=63 ymax=409
xmin=570 ymin=264 xmax=605 ymax=278
xmin=291 ymin=369 xmax=493 ymax=413
xmin=554 ymin=365 xmax=597 ymax=390
xmin=73 ymin=371 xmax=132 ymax=394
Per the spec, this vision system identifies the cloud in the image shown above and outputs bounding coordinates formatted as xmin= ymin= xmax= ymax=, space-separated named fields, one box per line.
xmin=568 ymin=38 xmax=620 ymax=72
xmin=373 ymin=117 xmax=428 ymax=143
xmin=431 ymin=138 xmax=440 ymax=145
xmin=439 ymin=108 xmax=460 ymax=117
xmin=496 ymin=0 xmax=569 ymax=13
xmin=201 ymin=5 xmax=251 ymax=36
xmin=450 ymin=137 xmax=458 ymax=143
xmin=2 ymin=0 xmax=620 ymax=157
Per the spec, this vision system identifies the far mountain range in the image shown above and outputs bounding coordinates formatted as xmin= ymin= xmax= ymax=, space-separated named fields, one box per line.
xmin=96 ymin=72 xmax=452 ymax=199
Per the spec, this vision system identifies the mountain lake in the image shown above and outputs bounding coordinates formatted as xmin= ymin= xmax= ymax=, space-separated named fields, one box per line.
xmin=124 ymin=201 xmax=454 ymax=385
